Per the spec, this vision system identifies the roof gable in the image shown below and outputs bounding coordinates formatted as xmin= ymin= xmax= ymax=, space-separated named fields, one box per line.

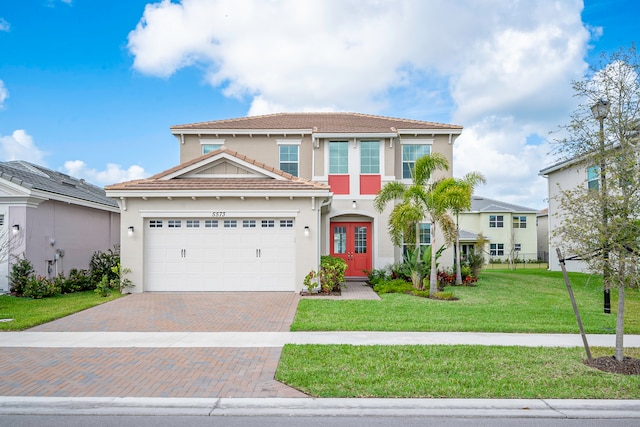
xmin=106 ymin=148 xmax=330 ymax=194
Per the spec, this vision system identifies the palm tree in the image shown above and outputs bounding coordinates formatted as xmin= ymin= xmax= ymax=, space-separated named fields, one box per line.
xmin=436 ymin=172 xmax=486 ymax=285
xmin=374 ymin=153 xmax=455 ymax=296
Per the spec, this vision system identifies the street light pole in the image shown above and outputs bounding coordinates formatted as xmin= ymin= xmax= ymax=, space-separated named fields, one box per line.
xmin=591 ymin=99 xmax=611 ymax=314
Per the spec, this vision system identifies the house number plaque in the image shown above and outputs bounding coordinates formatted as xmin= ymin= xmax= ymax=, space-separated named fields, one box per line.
xmin=211 ymin=211 xmax=226 ymax=217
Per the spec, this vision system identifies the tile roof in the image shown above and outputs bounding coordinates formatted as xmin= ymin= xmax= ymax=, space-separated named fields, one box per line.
xmin=106 ymin=147 xmax=330 ymax=193
xmin=171 ymin=112 xmax=462 ymax=133
xmin=0 ymin=161 xmax=118 ymax=208
xmin=470 ymin=196 xmax=536 ymax=213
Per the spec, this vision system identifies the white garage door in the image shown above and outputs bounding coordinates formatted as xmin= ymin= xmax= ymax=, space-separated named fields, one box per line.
xmin=144 ymin=218 xmax=296 ymax=291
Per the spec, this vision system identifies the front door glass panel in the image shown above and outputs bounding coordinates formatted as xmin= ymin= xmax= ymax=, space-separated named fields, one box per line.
xmin=333 ymin=226 xmax=346 ymax=254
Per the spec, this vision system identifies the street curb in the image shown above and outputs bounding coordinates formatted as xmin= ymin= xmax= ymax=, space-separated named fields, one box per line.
xmin=1 ymin=397 xmax=639 ymax=418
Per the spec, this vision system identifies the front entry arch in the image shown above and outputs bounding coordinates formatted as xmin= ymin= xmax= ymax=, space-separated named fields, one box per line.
xmin=330 ymin=222 xmax=372 ymax=277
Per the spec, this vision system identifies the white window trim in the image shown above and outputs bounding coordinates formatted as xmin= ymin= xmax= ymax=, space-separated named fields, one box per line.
xmin=199 ymin=138 xmax=225 ymax=146
xmin=400 ymin=139 xmax=434 ymax=182
xmin=278 ymin=142 xmax=300 ymax=176
xmin=276 ymin=139 xmax=302 ymax=145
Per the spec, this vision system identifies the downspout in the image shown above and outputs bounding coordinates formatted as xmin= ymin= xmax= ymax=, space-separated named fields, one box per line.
xmin=318 ymin=196 xmax=332 ymax=273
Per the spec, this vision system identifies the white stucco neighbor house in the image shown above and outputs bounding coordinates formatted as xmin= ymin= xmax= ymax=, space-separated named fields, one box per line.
xmin=105 ymin=112 xmax=462 ymax=293
xmin=457 ymin=196 xmax=539 ymax=264
xmin=539 ymin=157 xmax=593 ymax=272
xmin=0 ymin=161 xmax=120 ymax=293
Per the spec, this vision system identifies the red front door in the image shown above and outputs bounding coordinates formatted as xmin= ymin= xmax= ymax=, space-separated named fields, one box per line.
xmin=330 ymin=222 xmax=372 ymax=277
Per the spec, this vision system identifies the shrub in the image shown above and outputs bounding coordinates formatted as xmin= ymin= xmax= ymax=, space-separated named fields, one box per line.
xmin=373 ymin=278 xmax=412 ymax=294
xmin=8 ymin=258 xmax=35 ymax=296
xmin=61 ymin=269 xmax=94 ymax=293
xmin=94 ymin=275 xmax=112 ymax=297
xmin=319 ymin=255 xmax=347 ymax=293
xmin=90 ymin=246 xmax=120 ymax=285
xmin=23 ymin=276 xmax=60 ymax=299
xmin=364 ymin=268 xmax=388 ymax=286
xmin=431 ymin=291 xmax=459 ymax=301
xmin=110 ymin=263 xmax=133 ymax=292
xmin=303 ymin=270 xmax=319 ymax=293
xmin=389 ymin=261 xmax=411 ymax=281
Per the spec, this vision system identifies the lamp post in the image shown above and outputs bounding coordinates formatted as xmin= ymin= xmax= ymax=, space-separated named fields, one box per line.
xmin=591 ymin=98 xmax=611 ymax=314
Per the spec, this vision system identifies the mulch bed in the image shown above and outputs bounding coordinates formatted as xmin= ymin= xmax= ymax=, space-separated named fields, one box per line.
xmin=300 ymin=291 xmax=341 ymax=297
xmin=585 ymin=356 xmax=640 ymax=375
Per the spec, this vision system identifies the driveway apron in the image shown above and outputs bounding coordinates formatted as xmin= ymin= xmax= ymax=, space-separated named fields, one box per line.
xmin=0 ymin=292 xmax=307 ymax=398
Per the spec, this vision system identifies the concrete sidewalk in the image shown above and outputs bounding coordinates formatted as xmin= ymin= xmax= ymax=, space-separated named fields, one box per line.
xmin=1 ymin=396 xmax=640 ymax=418
xmin=3 ymin=331 xmax=640 ymax=348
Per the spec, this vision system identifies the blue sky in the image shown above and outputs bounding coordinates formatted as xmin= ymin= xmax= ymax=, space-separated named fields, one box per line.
xmin=0 ymin=0 xmax=637 ymax=209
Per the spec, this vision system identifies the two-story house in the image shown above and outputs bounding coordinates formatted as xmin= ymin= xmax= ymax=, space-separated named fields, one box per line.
xmin=457 ymin=196 xmax=538 ymax=263
xmin=105 ymin=113 xmax=462 ymax=293
xmin=539 ymin=157 xmax=593 ymax=272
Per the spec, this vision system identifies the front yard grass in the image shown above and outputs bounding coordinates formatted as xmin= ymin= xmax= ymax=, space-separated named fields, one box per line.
xmin=276 ymin=344 xmax=640 ymax=398
xmin=291 ymin=270 xmax=640 ymax=334
xmin=0 ymin=290 xmax=123 ymax=331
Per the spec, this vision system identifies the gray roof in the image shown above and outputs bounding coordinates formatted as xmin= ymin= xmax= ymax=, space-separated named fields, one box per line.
xmin=458 ymin=229 xmax=481 ymax=241
xmin=0 ymin=161 xmax=118 ymax=208
xmin=470 ymin=196 xmax=536 ymax=213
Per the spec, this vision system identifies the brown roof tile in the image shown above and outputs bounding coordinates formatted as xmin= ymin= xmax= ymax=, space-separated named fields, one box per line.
xmin=170 ymin=112 xmax=462 ymax=133
xmin=105 ymin=147 xmax=330 ymax=192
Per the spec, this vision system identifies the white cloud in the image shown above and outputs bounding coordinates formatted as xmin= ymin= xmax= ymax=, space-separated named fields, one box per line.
xmin=0 ymin=80 xmax=7 ymax=108
xmin=63 ymin=160 xmax=146 ymax=186
xmin=127 ymin=0 xmax=591 ymax=209
xmin=0 ymin=130 xmax=47 ymax=164
xmin=0 ymin=18 xmax=10 ymax=32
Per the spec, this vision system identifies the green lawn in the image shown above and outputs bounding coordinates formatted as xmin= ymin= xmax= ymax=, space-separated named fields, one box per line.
xmin=276 ymin=345 xmax=640 ymax=398
xmin=0 ymin=290 xmax=123 ymax=331
xmin=291 ymin=270 xmax=640 ymax=334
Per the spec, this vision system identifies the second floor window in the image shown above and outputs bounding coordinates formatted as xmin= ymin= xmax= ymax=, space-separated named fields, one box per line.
xmin=587 ymin=165 xmax=599 ymax=190
xmin=513 ymin=216 xmax=527 ymax=228
xmin=279 ymin=145 xmax=299 ymax=177
xmin=489 ymin=215 xmax=503 ymax=228
xmin=329 ymin=141 xmax=349 ymax=174
xmin=402 ymin=144 xmax=431 ymax=179
xmin=360 ymin=141 xmax=380 ymax=174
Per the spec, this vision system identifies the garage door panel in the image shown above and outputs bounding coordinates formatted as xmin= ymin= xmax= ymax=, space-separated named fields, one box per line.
xmin=145 ymin=217 xmax=296 ymax=292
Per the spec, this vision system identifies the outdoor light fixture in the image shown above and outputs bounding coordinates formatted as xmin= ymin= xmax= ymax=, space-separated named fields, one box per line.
xmin=127 ymin=226 xmax=135 ymax=237
xmin=304 ymin=226 xmax=310 ymax=237
xmin=352 ymin=200 xmax=357 ymax=209
xmin=591 ymin=98 xmax=610 ymax=121
xmin=11 ymin=224 xmax=19 ymax=235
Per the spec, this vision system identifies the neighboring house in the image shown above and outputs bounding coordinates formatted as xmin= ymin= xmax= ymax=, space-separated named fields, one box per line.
xmin=105 ymin=112 xmax=462 ymax=293
xmin=539 ymin=157 xmax=592 ymax=272
xmin=536 ymin=208 xmax=549 ymax=263
xmin=457 ymin=196 xmax=538 ymax=263
xmin=0 ymin=161 xmax=120 ymax=292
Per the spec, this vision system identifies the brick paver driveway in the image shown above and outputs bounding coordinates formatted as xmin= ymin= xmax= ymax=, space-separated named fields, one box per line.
xmin=29 ymin=292 xmax=300 ymax=332
xmin=0 ymin=292 xmax=307 ymax=398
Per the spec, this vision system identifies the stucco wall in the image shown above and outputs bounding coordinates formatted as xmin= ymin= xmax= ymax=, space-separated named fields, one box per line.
xmin=119 ymin=196 xmax=321 ymax=293
xmin=546 ymin=163 xmax=590 ymax=272
xmin=9 ymin=201 xmax=119 ymax=280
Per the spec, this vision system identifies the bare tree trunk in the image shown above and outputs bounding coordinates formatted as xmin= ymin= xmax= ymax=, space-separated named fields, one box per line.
xmin=429 ymin=222 xmax=438 ymax=296
xmin=615 ymin=282 xmax=625 ymax=361
xmin=455 ymin=214 xmax=462 ymax=285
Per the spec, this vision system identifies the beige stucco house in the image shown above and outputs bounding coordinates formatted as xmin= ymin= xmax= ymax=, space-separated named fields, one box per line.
xmin=458 ymin=196 xmax=539 ymax=263
xmin=0 ymin=161 xmax=120 ymax=292
xmin=106 ymin=112 xmax=462 ymax=292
